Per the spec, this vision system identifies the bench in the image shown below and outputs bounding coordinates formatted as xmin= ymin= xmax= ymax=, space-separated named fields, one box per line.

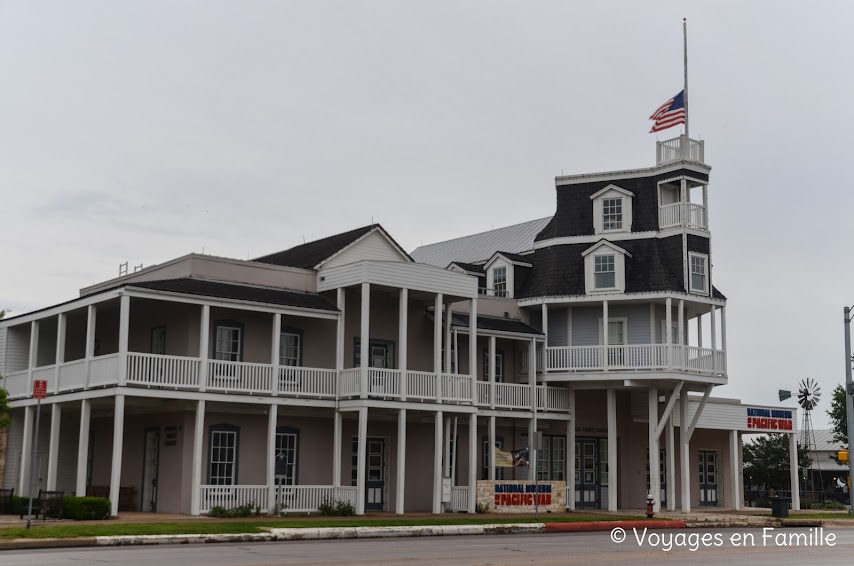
xmin=0 ymin=488 xmax=13 ymax=514
xmin=20 ymin=489 xmax=64 ymax=520
xmin=86 ymin=486 xmax=137 ymax=511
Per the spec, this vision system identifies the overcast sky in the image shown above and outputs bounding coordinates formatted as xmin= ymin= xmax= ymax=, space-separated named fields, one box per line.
xmin=1 ymin=1 xmax=852 ymax=428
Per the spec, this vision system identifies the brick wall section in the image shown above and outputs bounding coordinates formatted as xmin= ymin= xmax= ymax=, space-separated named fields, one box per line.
xmin=476 ymin=480 xmax=567 ymax=513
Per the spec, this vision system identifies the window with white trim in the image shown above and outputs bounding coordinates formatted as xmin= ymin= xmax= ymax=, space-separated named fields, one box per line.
xmin=215 ymin=325 xmax=242 ymax=362
xmin=689 ymin=253 xmax=709 ymax=294
xmin=279 ymin=332 xmax=301 ymax=367
xmin=208 ymin=425 xmax=239 ymax=485
xmin=602 ymin=198 xmax=623 ymax=231
xmin=594 ymin=255 xmax=616 ymax=289
xmin=492 ymin=266 xmax=507 ymax=297
xmin=274 ymin=427 xmax=298 ymax=486
xmin=536 ymin=435 xmax=567 ymax=481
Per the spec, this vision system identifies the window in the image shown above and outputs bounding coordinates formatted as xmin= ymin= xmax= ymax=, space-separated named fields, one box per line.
xmin=482 ymin=350 xmax=505 ymax=382
xmin=353 ymin=338 xmax=395 ymax=368
xmin=274 ymin=427 xmax=298 ymax=486
xmin=602 ymin=198 xmax=623 ymax=231
xmin=689 ymin=253 xmax=708 ymax=293
xmin=279 ymin=332 xmax=302 ymax=367
xmin=150 ymin=326 xmax=166 ymax=355
xmin=492 ymin=266 xmax=507 ymax=297
xmin=536 ymin=436 xmax=567 ymax=481
xmin=215 ymin=324 xmax=242 ymax=362
xmin=594 ymin=255 xmax=616 ymax=289
xmin=208 ymin=424 xmax=240 ymax=485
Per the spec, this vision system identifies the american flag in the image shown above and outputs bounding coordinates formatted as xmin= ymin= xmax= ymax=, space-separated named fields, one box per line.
xmin=649 ymin=90 xmax=686 ymax=133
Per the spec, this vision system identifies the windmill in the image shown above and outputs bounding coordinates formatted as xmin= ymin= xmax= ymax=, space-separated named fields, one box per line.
xmin=781 ymin=379 xmax=823 ymax=494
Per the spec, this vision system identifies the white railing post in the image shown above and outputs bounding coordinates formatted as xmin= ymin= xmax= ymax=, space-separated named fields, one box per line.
xmin=118 ymin=295 xmax=130 ymax=386
xmin=271 ymin=313 xmax=281 ymax=397
xmin=199 ymin=305 xmax=210 ymax=392
xmin=399 ymin=289 xmax=408 ymax=402
xmin=360 ymin=283 xmax=370 ymax=400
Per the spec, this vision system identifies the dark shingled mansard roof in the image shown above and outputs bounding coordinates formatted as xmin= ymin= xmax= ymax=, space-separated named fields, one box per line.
xmin=128 ymin=278 xmax=339 ymax=312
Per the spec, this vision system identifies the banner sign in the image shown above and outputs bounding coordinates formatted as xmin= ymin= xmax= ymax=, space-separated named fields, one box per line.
xmin=494 ymin=447 xmax=529 ymax=467
xmin=746 ymin=407 xmax=793 ymax=431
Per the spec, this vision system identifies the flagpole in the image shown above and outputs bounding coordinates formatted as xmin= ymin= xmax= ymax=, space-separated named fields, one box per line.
xmin=683 ymin=17 xmax=689 ymax=138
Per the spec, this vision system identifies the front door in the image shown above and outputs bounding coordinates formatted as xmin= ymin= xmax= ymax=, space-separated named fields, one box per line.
xmin=352 ymin=437 xmax=387 ymax=511
xmin=141 ymin=428 xmax=161 ymax=512
xmin=575 ymin=439 xmax=599 ymax=508
xmin=646 ymin=448 xmax=667 ymax=506
xmin=698 ymin=450 xmax=718 ymax=506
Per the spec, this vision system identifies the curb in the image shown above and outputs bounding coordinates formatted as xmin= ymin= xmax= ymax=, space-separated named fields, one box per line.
xmin=544 ymin=520 xmax=686 ymax=533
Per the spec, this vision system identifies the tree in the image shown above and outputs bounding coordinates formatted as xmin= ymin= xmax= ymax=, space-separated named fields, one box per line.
xmin=0 ymin=308 xmax=8 ymax=428
xmin=743 ymin=433 xmax=811 ymax=488
xmin=828 ymin=384 xmax=848 ymax=445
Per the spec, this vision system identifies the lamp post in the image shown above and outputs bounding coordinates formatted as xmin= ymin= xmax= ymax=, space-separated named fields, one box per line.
xmin=844 ymin=306 xmax=854 ymax=513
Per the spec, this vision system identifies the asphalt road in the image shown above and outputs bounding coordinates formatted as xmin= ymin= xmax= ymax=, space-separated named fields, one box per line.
xmin=1 ymin=528 xmax=853 ymax=566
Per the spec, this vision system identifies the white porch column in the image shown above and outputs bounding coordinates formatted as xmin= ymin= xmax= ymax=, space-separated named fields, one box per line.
xmin=19 ymin=406 xmax=33 ymax=497
xmin=399 ymin=289 xmax=408 ymax=401
xmin=729 ymin=429 xmax=741 ymax=511
xmin=190 ymin=399 xmax=205 ymax=516
xmin=568 ymin=389 xmax=576 ymax=511
xmin=602 ymin=301 xmax=609 ymax=371
xmin=27 ymin=320 xmax=39 ymax=393
xmin=76 ymin=399 xmax=91 ymax=496
xmin=710 ymin=305 xmax=717 ymax=352
xmin=356 ymin=407 xmax=368 ymax=515
xmin=789 ymin=433 xmax=801 ymax=511
xmin=199 ymin=305 xmax=210 ymax=392
xmin=333 ymin=410 xmax=342 ymax=488
xmin=720 ymin=306 xmax=728 ymax=375
xmin=666 ymin=415 xmax=675 ymax=511
xmin=648 ymin=388 xmax=660 ymax=512
xmin=433 ymin=410 xmax=443 ymax=513
xmin=336 ymin=288 xmax=345 ymax=373
xmin=109 ymin=394 xmax=125 ymax=517
xmin=46 ymin=403 xmax=61 ymax=490
xmin=529 ymin=337 xmax=537 ymax=480
xmin=360 ymin=283 xmax=370 ymax=399
xmin=680 ymin=392 xmax=691 ymax=512
xmin=702 ymin=185 xmax=709 ymax=228
xmin=468 ymin=413 xmax=477 ymax=513
xmin=266 ymin=404 xmax=278 ymax=513
xmin=271 ymin=313 xmax=281 ymax=396
xmin=84 ymin=305 xmax=97 ymax=388
xmin=678 ymin=299 xmax=684 ymax=345
xmin=541 ymin=303 xmax=549 ymax=346
xmin=396 ymin=408 xmax=406 ymax=514
xmin=697 ymin=315 xmax=703 ymax=348
xmin=434 ymin=294 xmax=443 ymax=403
xmin=488 ymin=415 xmax=496 ymax=481
xmin=469 ymin=298 xmax=478 ymax=402
xmin=607 ymin=389 xmax=617 ymax=511
xmin=488 ymin=336 xmax=496 ymax=409
xmin=665 ymin=297 xmax=672 ymax=368
xmin=444 ymin=302 xmax=452 ymax=373
xmin=54 ymin=313 xmax=66 ymax=393
xmin=117 ymin=295 xmax=130 ymax=386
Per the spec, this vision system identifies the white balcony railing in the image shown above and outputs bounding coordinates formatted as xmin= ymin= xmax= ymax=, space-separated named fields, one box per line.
xmin=207 ymin=360 xmax=273 ymax=394
xmin=441 ymin=374 xmax=472 ymax=403
xmin=659 ymin=202 xmax=708 ymax=230
xmin=89 ymin=354 xmax=120 ymax=387
xmin=4 ymin=370 xmax=29 ymax=399
xmin=199 ymin=485 xmax=269 ymax=514
xmin=57 ymin=359 xmax=87 ymax=392
xmin=545 ymin=344 xmax=725 ymax=376
xmin=494 ymin=382 xmax=530 ymax=409
xmin=368 ymin=368 xmax=401 ymax=398
xmin=448 ymin=486 xmax=469 ymax=512
xmin=279 ymin=367 xmax=337 ymax=398
xmin=338 ymin=368 xmax=361 ymax=398
xmin=406 ymin=371 xmax=437 ymax=400
xmin=273 ymin=485 xmax=338 ymax=513
xmin=656 ymin=135 xmax=704 ymax=165
xmin=127 ymin=353 xmax=201 ymax=389
xmin=199 ymin=484 xmax=350 ymax=514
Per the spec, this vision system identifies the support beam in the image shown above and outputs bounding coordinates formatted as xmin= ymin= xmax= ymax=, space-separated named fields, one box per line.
xmin=190 ymin=399 xmax=205 ymax=515
xmin=199 ymin=305 xmax=210 ymax=392
xmin=468 ymin=413 xmax=477 ymax=513
xmin=46 ymin=403 xmax=61 ymax=490
xmin=649 ymin=387 xmax=660 ymax=512
xmin=680 ymin=391 xmax=691 ymax=512
xmin=399 ymin=289 xmax=408 ymax=401
xmin=730 ymin=430 xmax=741 ymax=511
xmin=333 ymin=410 xmax=342 ymax=489
xmin=686 ymin=386 xmax=713 ymax=441
xmin=117 ymin=295 xmax=130 ymax=386
xmin=568 ymin=389 xmax=576 ymax=511
xmin=356 ymin=406 xmax=368 ymax=515
xmin=76 ymin=399 xmax=91 ymax=497
xmin=360 ymin=283 xmax=370 ymax=400
xmin=109 ymin=395 xmax=125 ymax=517
xmin=19 ymin=406 xmax=33 ymax=497
xmin=789 ymin=433 xmax=801 ymax=511
xmin=655 ymin=381 xmax=684 ymax=439
xmin=396 ymin=409 xmax=406 ymax=514
xmin=666 ymin=415 xmax=675 ymax=511
xmin=607 ymin=389 xmax=617 ymax=511
xmin=267 ymin=404 xmax=278 ymax=513
xmin=433 ymin=411 xmax=443 ymax=514
xmin=488 ymin=415 xmax=496 ymax=481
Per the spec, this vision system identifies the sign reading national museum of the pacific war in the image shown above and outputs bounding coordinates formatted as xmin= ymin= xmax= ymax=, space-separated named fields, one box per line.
xmin=746 ymin=407 xmax=793 ymax=431
xmin=476 ymin=480 xmax=567 ymax=513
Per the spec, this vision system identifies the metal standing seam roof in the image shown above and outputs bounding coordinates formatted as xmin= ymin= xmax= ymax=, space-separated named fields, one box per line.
xmin=410 ymin=217 xmax=551 ymax=267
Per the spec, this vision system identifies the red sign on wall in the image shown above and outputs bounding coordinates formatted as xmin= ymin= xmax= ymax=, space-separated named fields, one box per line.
xmin=33 ymin=380 xmax=47 ymax=399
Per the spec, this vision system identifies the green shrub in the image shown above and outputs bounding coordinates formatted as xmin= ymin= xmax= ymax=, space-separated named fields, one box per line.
xmin=63 ymin=497 xmax=111 ymax=520
xmin=475 ymin=502 xmax=490 ymax=514
xmin=208 ymin=503 xmax=260 ymax=518
xmin=318 ymin=497 xmax=355 ymax=517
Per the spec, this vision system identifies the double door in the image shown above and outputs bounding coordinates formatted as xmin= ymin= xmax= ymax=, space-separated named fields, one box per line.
xmin=698 ymin=450 xmax=718 ymax=506
xmin=575 ymin=439 xmax=600 ymax=508
xmin=352 ymin=437 xmax=387 ymax=511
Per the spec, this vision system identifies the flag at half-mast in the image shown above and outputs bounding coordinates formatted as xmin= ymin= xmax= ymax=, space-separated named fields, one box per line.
xmin=649 ymin=90 xmax=686 ymax=133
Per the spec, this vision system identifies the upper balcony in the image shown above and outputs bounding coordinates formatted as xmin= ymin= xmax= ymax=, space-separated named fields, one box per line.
xmin=656 ymin=135 xmax=704 ymax=166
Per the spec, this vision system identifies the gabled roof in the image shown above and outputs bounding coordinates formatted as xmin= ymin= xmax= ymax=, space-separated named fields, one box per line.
xmin=485 ymin=251 xmax=534 ymax=267
xmin=589 ymin=184 xmax=634 ymax=200
xmin=128 ymin=278 xmax=339 ymax=312
xmin=581 ymin=239 xmax=633 ymax=258
xmin=253 ymin=224 xmax=412 ymax=270
xmin=447 ymin=261 xmax=486 ymax=276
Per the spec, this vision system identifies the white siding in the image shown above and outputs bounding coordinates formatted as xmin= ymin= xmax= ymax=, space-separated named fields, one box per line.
xmin=318 ymin=261 xmax=478 ymax=298
xmin=5 ymin=327 xmax=30 ymax=373
xmin=571 ymin=304 xmax=652 ymax=346
xmin=324 ymin=231 xmax=407 ymax=268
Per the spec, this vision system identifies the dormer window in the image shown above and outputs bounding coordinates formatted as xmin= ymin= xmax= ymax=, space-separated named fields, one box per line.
xmin=583 ymin=241 xmax=631 ymax=294
xmin=492 ymin=266 xmax=508 ymax=297
xmin=591 ymin=185 xmax=634 ymax=235
xmin=689 ymin=252 xmax=709 ymax=294
xmin=594 ymin=255 xmax=616 ymax=289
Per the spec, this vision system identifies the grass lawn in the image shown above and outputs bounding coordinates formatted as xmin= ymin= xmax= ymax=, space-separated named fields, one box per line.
xmin=784 ymin=513 xmax=854 ymax=519
xmin=0 ymin=514 xmax=651 ymax=540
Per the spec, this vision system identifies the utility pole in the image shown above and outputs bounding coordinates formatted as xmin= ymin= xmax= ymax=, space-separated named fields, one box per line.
xmin=844 ymin=306 xmax=854 ymax=513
